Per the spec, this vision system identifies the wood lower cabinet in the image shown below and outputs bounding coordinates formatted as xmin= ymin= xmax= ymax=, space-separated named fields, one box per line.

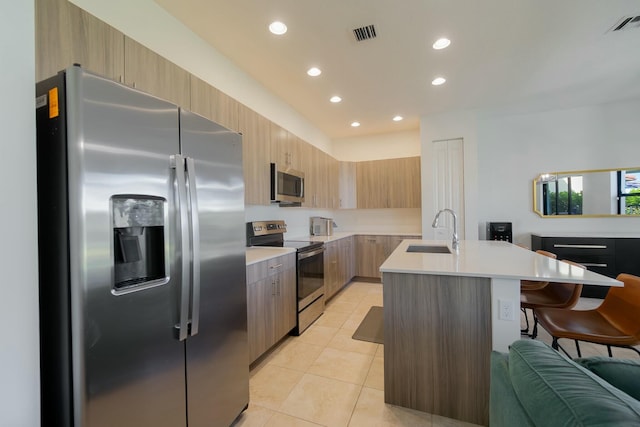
xmin=339 ymin=236 xmax=356 ymax=286
xmin=324 ymin=241 xmax=340 ymax=299
xmin=36 ymin=0 xmax=125 ymax=82
xmin=531 ymin=234 xmax=640 ymax=298
xmin=356 ymin=235 xmax=386 ymax=278
xmin=356 ymin=235 xmax=421 ymax=279
xmin=324 ymin=237 xmax=357 ymax=300
xmin=246 ymin=254 xmax=296 ymax=363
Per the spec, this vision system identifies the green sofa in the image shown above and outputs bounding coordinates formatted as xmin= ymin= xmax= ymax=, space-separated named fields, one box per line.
xmin=490 ymin=339 xmax=640 ymax=426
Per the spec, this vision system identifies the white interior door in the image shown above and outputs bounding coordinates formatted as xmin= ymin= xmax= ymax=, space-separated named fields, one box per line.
xmin=432 ymin=138 xmax=465 ymax=239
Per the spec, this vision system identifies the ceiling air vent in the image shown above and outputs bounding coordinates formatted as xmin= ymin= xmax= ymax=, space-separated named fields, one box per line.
xmin=353 ymin=24 xmax=377 ymax=42
xmin=610 ymin=15 xmax=640 ymax=32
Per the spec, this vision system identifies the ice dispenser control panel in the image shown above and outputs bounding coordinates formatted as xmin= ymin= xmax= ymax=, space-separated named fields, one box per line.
xmin=112 ymin=196 xmax=167 ymax=293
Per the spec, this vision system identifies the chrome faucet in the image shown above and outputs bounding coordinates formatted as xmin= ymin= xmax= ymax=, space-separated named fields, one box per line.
xmin=432 ymin=208 xmax=459 ymax=252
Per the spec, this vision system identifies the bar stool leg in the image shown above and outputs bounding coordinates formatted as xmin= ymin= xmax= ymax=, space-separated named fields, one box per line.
xmin=575 ymin=340 xmax=582 ymax=358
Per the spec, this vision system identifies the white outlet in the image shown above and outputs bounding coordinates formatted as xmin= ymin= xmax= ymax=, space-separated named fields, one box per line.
xmin=498 ymin=299 xmax=515 ymax=321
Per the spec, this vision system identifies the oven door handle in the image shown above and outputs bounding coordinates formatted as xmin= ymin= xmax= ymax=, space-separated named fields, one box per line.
xmin=298 ymin=247 xmax=324 ymax=260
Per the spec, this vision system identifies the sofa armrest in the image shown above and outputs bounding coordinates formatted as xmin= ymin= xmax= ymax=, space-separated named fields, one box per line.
xmin=490 ymin=351 xmax=536 ymax=427
xmin=575 ymin=357 xmax=640 ymax=401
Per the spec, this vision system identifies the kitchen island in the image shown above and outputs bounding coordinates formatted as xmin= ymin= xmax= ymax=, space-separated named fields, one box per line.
xmin=379 ymin=239 xmax=622 ymax=426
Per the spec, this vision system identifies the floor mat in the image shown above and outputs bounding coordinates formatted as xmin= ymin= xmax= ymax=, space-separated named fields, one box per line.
xmin=352 ymin=306 xmax=384 ymax=344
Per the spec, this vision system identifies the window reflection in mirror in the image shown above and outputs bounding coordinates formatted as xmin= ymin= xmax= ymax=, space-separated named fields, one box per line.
xmin=621 ymin=170 xmax=640 ymax=215
xmin=533 ymin=168 xmax=640 ymax=217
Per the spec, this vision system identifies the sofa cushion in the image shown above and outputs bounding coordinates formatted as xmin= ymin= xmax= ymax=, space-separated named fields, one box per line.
xmin=575 ymin=357 xmax=640 ymax=401
xmin=509 ymin=340 xmax=640 ymax=427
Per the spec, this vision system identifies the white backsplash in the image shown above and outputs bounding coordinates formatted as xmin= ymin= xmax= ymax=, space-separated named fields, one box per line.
xmin=245 ymin=205 xmax=422 ymax=239
xmin=245 ymin=205 xmax=334 ymax=238
xmin=334 ymin=208 xmax=422 ymax=234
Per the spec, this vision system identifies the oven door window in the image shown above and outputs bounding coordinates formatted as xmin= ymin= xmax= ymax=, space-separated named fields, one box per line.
xmin=298 ymin=252 xmax=324 ymax=302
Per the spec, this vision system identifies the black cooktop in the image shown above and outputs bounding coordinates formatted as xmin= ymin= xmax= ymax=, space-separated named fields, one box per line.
xmin=283 ymin=240 xmax=324 ymax=251
xmin=246 ymin=220 xmax=323 ymax=252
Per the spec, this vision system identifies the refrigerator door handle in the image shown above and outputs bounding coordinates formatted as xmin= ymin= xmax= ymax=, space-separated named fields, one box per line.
xmin=172 ymin=154 xmax=191 ymax=342
xmin=186 ymin=156 xmax=201 ymax=336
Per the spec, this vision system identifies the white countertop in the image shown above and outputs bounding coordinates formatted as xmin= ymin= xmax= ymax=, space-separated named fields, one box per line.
xmin=245 ymin=247 xmax=295 ymax=265
xmin=290 ymin=231 xmax=422 ymax=243
xmin=380 ymin=239 xmax=622 ymax=286
xmin=246 ymin=231 xmax=422 ymax=264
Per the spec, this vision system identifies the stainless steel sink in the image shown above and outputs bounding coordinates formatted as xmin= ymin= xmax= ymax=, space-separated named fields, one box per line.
xmin=406 ymin=245 xmax=451 ymax=254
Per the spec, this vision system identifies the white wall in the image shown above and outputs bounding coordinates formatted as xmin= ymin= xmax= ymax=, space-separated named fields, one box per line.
xmin=0 ymin=2 xmax=40 ymax=426
xmin=476 ymin=99 xmax=640 ymax=245
xmin=70 ymin=0 xmax=332 ymax=153
xmin=332 ymin=129 xmax=420 ymax=161
xmin=246 ymin=205 xmax=422 ymax=237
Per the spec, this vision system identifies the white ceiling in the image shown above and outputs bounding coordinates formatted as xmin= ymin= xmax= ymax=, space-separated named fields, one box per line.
xmin=154 ymin=0 xmax=640 ymax=139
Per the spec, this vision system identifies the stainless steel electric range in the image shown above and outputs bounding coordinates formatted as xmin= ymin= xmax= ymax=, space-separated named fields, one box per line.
xmin=247 ymin=220 xmax=325 ymax=334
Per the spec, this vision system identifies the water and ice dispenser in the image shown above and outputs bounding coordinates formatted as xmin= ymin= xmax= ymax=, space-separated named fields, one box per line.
xmin=112 ymin=196 xmax=167 ymax=292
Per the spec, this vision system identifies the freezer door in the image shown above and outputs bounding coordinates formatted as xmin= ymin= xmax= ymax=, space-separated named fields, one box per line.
xmin=63 ymin=67 xmax=187 ymax=427
xmin=179 ymin=109 xmax=249 ymax=427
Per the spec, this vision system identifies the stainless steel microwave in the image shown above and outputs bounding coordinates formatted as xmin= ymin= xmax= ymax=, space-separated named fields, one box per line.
xmin=270 ymin=163 xmax=305 ymax=205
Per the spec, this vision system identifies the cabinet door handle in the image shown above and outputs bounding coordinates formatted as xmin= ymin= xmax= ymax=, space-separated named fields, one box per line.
xmin=269 ymin=263 xmax=283 ymax=270
xmin=553 ymin=244 xmax=607 ymax=249
xmin=581 ymin=263 xmax=608 ymax=268
xmin=272 ymin=279 xmax=277 ymax=296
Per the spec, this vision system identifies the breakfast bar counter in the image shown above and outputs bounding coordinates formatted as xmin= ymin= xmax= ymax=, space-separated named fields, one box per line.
xmin=379 ymin=239 xmax=621 ymax=426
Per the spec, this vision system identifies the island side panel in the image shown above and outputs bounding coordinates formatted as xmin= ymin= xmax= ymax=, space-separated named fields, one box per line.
xmin=383 ymin=272 xmax=491 ymax=426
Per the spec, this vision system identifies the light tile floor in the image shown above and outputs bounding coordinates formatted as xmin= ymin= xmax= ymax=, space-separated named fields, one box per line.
xmin=232 ymin=281 xmax=639 ymax=427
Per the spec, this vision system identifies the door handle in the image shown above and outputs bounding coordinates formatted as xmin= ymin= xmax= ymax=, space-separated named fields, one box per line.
xmin=186 ymin=157 xmax=201 ymax=337
xmin=172 ymin=155 xmax=190 ymax=342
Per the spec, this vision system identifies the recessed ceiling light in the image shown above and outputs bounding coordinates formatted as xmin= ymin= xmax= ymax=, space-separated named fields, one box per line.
xmin=307 ymin=67 xmax=322 ymax=77
xmin=351 ymin=121 xmax=360 ymax=127
xmin=431 ymin=77 xmax=446 ymax=86
xmin=393 ymin=115 xmax=403 ymax=122
xmin=269 ymin=21 xmax=287 ymax=35
xmin=330 ymin=96 xmax=342 ymax=103
xmin=432 ymin=38 xmax=451 ymax=50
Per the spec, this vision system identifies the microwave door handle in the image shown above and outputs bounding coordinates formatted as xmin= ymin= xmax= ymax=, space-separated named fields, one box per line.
xmin=186 ymin=157 xmax=201 ymax=336
xmin=272 ymin=164 xmax=278 ymax=201
xmin=172 ymin=155 xmax=191 ymax=342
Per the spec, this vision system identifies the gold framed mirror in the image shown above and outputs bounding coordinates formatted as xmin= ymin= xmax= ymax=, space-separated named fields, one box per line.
xmin=533 ymin=167 xmax=640 ymax=217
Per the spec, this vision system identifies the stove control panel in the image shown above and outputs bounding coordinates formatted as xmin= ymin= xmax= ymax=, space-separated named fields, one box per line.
xmin=247 ymin=220 xmax=287 ymax=237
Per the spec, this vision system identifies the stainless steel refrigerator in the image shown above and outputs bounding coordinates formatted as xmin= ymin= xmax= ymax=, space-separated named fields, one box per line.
xmin=36 ymin=66 xmax=249 ymax=427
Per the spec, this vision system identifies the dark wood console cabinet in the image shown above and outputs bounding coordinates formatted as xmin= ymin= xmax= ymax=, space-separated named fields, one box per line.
xmin=531 ymin=234 xmax=640 ymax=298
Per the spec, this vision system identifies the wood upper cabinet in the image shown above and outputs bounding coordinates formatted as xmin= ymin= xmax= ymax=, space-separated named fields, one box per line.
xmin=356 ymin=156 xmax=421 ymax=209
xmin=191 ymin=75 xmax=240 ymax=132
xmin=328 ymin=156 xmax=340 ymax=209
xmin=388 ymin=157 xmax=421 ymax=208
xmin=270 ymin=124 xmax=302 ymax=171
xmin=238 ymin=104 xmax=271 ymax=205
xmin=36 ymin=0 xmax=125 ymax=82
xmin=301 ymin=144 xmax=319 ymax=208
xmin=339 ymin=161 xmax=357 ymax=209
xmin=302 ymin=146 xmax=339 ymax=209
xmin=124 ymin=37 xmax=190 ymax=108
